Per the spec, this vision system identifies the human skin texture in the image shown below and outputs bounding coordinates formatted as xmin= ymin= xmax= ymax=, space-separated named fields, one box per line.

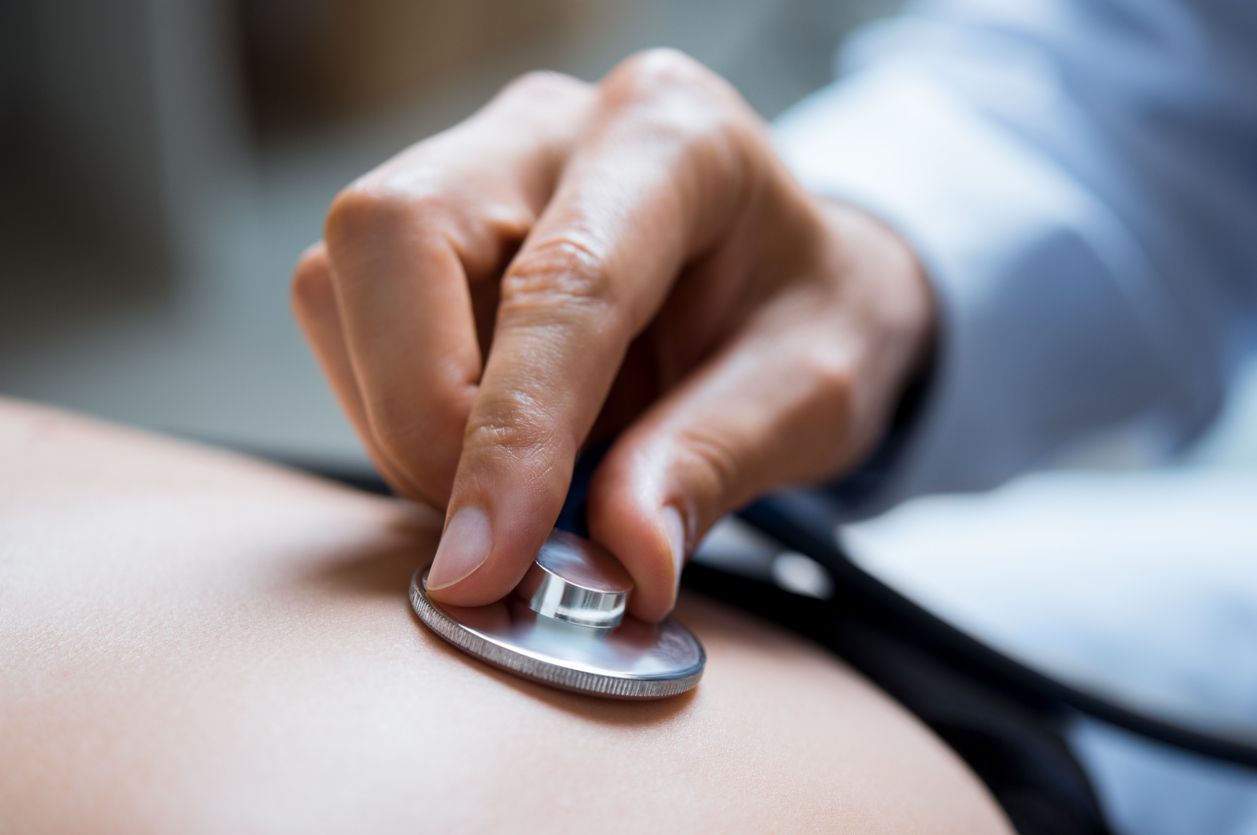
xmin=0 ymin=400 xmax=1007 ymax=834
xmin=292 ymin=48 xmax=935 ymax=623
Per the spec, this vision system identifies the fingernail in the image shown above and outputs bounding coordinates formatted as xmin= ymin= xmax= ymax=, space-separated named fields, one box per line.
xmin=427 ymin=506 xmax=492 ymax=591
xmin=660 ymin=505 xmax=687 ymax=580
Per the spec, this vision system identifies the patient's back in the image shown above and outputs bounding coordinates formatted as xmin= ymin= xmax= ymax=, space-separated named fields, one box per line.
xmin=0 ymin=400 xmax=1008 ymax=834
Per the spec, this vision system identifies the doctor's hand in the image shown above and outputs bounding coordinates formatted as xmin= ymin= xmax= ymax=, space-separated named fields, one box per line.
xmin=292 ymin=50 xmax=933 ymax=621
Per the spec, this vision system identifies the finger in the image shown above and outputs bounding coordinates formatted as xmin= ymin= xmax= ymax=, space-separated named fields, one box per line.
xmin=587 ymin=307 xmax=874 ymax=621
xmin=593 ymin=199 xmax=934 ymax=620
xmin=290 ymin=244 xmax=425 ymax=497
xmin=426 ymin=50 xmax=753 ymax=604
xmin=322 ymin=72 xmax=592 ymax=508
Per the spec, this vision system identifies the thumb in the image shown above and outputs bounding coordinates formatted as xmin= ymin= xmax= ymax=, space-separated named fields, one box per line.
xmin=586 ymin=334 xmax=862 ymax=622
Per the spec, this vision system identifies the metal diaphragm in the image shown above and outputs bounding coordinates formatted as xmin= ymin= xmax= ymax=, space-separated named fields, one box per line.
xmin=409 ymin=530 xmax=705 ymax=699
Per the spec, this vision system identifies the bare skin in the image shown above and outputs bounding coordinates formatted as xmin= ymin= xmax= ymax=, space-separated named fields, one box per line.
xmin=292 ymin=49 xmax=934 ymax=622
xmin=0 ymin=399 xmax=1006 ymax=833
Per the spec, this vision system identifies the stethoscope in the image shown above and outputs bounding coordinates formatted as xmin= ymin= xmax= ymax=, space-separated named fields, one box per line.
xmin=729 ymin=490 xmax=1257 ymax=771
xmin=298 ymin=450 xmax=1257 ymax=771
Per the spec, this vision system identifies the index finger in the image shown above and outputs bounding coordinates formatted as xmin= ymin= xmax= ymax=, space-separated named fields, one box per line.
xmin=317 ymin=73 xmax=592 ymax=507
xmin=425 ymin=51 xmax=752 ymax=612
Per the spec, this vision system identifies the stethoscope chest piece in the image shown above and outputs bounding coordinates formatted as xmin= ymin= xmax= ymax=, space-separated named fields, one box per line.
xmin=410 ymin=529 xmax=705 ymax=699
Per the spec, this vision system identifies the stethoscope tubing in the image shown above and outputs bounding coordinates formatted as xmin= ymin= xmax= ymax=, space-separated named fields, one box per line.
xmin=735 ymin=492 xmax=1257 ymax=771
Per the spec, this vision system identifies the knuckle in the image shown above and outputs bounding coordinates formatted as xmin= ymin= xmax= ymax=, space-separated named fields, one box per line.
xmin=325 ymin=185 xmax=399 ymax=249
xmin=675 ymin=428 xmax=742 ymax=515
xmin=502 ymin=69 xmax=588 ymax=104
xmin=803 ymin=346 xmax=857 ymax=424
xmin=290 ymin=246 xmax=334 ymax=315
xmin=324 ymin=182 xmax=450 ymax=259
xmin=462 ymin=389 xmax=567 ymax=463
xmin=615 ymin=48 xmax=715 ymax=97
xmin=602 ymin=49 xmax=751 ymax=168
xmin=499 ymin=231 xmax=625 ymax=332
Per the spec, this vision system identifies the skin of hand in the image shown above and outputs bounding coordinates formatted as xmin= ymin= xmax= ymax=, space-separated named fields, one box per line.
xmin=292 ymin=49 xmax=934 ymax=622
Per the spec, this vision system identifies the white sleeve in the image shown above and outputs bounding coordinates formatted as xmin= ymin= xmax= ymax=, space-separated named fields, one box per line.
xmin=774 ymin=0 xmax=1257 ymax=513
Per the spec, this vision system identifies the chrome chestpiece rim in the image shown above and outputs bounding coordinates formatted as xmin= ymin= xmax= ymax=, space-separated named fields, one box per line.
xmin=409 ymin=530 xmax=705 ymax=699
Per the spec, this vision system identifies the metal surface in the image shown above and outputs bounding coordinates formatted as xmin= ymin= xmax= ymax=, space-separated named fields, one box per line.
xmin=409 ymin=531 xmax=705 ymax=699
xmin=515 ymin=530 xmax=632 ymax=628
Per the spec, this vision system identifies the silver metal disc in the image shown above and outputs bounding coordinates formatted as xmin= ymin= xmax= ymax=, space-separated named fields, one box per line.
xmin=410 ymin=569 xmax=705 ymax=699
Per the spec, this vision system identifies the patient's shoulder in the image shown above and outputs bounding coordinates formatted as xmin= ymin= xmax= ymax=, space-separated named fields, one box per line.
xmin=0 ymin=400 xmax=1009 ymax=834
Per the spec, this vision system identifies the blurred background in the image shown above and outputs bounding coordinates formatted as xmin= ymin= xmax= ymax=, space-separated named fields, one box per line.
xmin=0 ymin=0 xmax=894 ymax=464
xmin=3 ymin=0 xmax=1255 ymax=468
xmin=3 ymin=2 xmax=1256 ymax=829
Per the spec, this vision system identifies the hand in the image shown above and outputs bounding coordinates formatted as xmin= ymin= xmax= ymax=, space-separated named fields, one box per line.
xmin=292 ymin=50 xmax=934 ymax=621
